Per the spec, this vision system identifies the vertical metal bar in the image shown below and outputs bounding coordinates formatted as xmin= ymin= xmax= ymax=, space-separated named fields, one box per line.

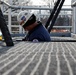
xmin=48 ymin=0 xmax=65 ymax=33
xmin=45 ymin=0 xmax=61 ymax=28
xmin=8 ymin=0 xmax=12 ymax=34
xmin=0 ymin=9 xmax=14 ymax=46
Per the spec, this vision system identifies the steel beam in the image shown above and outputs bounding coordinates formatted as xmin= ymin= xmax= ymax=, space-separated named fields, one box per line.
xmin=72 ymin=1 xmax=76 ymax=7
xmin=45 ymin=0 xmax=61 ymax=28
xmin=48 ymin=0 xmax=65 ymax=33
xmin=0 ymin=9 xmax=14 ymax=46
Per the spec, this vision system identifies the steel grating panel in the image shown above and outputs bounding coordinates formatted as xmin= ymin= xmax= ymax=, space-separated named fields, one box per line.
xmin=0 ymin=42 xmax=76 ymax=75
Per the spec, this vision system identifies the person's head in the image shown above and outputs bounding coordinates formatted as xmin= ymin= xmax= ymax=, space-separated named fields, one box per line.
xmin=17 ymin=11 xmax=37 ymax=31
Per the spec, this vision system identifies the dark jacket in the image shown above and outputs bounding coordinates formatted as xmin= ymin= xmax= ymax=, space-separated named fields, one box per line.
xmin=23 ymin=21 xmax=51 ymax=42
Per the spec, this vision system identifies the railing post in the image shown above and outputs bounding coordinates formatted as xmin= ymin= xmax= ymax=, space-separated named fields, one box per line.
xmin=8 ymin=0 xmax=13 ymax=34
xmin=72 ymin=0 xmax=76 ymax=34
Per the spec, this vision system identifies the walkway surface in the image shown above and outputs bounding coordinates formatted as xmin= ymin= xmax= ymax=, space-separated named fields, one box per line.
xmin=0 ymin=37 xmax=76 ymax=75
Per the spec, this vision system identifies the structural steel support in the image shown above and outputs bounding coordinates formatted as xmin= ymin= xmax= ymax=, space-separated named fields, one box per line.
xmin=48 ymin=0 xmax=65 ymax=33
xmin=0 ymin=9 xmax=14 ymax=46
xmin=45 ymin=0 xmax=61 ymax=28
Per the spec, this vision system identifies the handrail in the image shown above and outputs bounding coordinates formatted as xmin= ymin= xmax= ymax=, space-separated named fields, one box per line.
xmin=71 ymin=1 xmax=76 ymax=7
xmin=53 ymin=26 xmax=72 ymax=28
xmin=0 ymin=0 xmax=11 ymax=7
xmin=0 ymin=0 xmax=72 ymax=10
xmin=10 ymin=25 xmax=72 ymax=28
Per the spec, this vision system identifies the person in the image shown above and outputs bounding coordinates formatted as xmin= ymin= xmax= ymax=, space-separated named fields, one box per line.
xmin=17 ymin=11 xmax=51 ymax=42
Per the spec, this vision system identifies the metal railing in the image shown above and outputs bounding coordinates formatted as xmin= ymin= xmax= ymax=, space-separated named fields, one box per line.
xmin=0 ymin=0 xmax=72 ymax=34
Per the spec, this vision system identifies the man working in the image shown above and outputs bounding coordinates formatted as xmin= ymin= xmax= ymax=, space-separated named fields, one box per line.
xmin=17 ymin=11 xmax=51 ymax=42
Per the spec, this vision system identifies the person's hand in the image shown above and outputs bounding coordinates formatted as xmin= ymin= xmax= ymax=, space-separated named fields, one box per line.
xmin=32 ymin=39 xmax=39 ymax=43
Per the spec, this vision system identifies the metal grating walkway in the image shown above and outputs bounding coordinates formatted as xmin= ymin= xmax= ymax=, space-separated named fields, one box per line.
xmin=0 ymin=41 xmax=76 ymax=75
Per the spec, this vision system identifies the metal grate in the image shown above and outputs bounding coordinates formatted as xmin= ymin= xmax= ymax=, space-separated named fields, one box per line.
xmin=0 ymin=41 xmax=76 ymax=75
